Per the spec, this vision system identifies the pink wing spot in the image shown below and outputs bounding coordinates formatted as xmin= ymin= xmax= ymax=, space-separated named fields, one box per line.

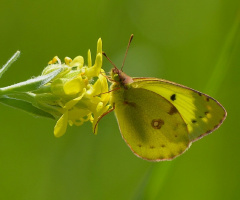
xmin=151 ymin=119 xmax=164 ymax=129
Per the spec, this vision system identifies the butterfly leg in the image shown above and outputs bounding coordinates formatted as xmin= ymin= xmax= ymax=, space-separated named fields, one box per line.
xmin=94 ymin=104 xmax=115 ymax=134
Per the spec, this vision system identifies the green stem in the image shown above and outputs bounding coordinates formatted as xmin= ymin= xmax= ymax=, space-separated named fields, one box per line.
xmin=206 ymin=11 xmax=240 ymax=95
xmin=132 ymin=162 xmax=172 ymax=200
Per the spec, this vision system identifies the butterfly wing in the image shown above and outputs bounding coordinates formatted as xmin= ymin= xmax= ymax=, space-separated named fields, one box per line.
xmin=112 ymin=87 xmax=190 ymax=161
xmin=132 ymin=78 xmax=227 ymax=142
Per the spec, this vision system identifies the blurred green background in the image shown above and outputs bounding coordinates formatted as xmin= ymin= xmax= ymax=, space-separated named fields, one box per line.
xmin=0 ymin=0 xmax=239 ymax=199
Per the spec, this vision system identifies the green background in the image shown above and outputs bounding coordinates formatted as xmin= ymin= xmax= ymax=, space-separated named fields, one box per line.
xmin=0 ymin=0 xmax=239 ymax=199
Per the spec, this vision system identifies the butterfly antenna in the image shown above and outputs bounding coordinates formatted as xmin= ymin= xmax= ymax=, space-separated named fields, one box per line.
xmin=100 ymin=71 xmax=111 ymax=80
xmin=102 ymin=52 xmax=118 ymax=70
xmin=121 ymin=34 xmax=134 ymax=71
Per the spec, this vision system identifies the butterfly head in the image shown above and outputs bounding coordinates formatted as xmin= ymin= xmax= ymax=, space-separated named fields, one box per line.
xmin=111 ymin=67 xmax=133 ymax=86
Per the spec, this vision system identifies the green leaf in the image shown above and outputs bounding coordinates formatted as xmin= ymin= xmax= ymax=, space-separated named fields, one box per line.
xmin=0 ymin=68 xmax=63 ymax=95
xmin=0 ymin=95 xmax=55 ymax=119
xmin=0 ymin=51 xmax=20 ymax=79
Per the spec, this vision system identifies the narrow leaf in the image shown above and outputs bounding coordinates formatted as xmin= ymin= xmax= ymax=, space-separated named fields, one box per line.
xmin=0 ymin=68 xmax=62 ymax=95
xmin=0 ymin=96 xmax=55 ymax=119
xmin=0 ymin=51 xmax=20 ymax=78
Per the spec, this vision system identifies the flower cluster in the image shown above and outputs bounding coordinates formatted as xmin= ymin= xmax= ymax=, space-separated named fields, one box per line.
xmin=0 ymin=39 xmax=110 ymax=137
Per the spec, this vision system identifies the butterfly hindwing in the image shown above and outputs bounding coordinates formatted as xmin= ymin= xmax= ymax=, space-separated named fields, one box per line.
xmin=112 ymin=87 xmax=190 ymax=161
xmin=132 ymin=78 xmax=227 ymax=142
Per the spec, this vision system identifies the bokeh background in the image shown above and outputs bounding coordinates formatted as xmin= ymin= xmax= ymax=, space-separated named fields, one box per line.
xmin=0 ymin=0 xmax=239 ymax=199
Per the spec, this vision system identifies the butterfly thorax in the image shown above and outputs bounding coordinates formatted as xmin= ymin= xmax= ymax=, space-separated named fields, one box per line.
xmin=110 ymin=67 xmax=134 ymax=106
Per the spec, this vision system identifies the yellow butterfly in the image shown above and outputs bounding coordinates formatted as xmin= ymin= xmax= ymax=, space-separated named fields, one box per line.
xmin=99 ymin=35 xmax=227 ymax=161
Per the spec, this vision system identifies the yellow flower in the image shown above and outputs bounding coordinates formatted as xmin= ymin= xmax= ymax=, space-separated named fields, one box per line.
xmin=35 ymin=38 xmax=110 ymax=137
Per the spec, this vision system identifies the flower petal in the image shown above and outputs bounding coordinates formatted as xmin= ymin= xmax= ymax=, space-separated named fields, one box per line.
xmin=69 ymin=56 xmax=84 ymax=68
xmin=64 ymin=76 xmax=84 ymax=95
xmin=64 ymin=88 xmax=86 ymax=109
xmin=54 ymin=111 xmax=69 ymax=137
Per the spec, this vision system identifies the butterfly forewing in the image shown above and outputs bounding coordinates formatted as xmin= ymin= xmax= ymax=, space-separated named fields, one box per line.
xmin=132 ymin=78 xmax=227 ymax=142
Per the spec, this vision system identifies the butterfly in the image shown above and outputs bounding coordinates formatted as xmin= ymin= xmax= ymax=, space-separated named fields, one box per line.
xmin=97 ymin=34 xmax=227 ymax=161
